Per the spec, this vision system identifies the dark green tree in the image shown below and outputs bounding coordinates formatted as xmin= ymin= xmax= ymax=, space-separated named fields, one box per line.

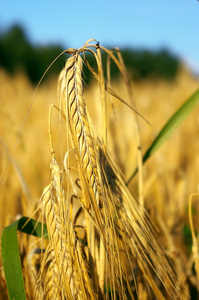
xmin=0 ymin=24 xmax=180 ymax=84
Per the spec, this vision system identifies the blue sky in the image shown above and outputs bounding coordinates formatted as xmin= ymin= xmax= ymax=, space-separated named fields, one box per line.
xmin=1 ymin=0 xmax=199 ymax=73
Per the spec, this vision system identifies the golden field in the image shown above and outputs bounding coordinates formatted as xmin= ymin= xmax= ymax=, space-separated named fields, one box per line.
xmin=0 ymin=61 xmax=199 ymax=299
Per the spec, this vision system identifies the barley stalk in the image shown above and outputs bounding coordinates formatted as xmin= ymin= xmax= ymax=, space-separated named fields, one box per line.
xmin=57 ymin=42 xmax=185 ymax=299
xmin=34 ymin=41 xmax=185 ymax=299
xmin=40 ymin=154 xmax=96 ymax=300
xmin=60 ymin=49 xmax=133 ymax=298
xmin=60 ymin=52 xmax=103 ymax=213
xmin=35 ymin=244 xmax=61 ymax=300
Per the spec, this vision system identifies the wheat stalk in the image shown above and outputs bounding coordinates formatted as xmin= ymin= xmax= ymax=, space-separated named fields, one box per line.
xmin=59 ymin=51 xmax=103 ymax=213
xmin=41 ymin=244 xmax=62 ymax=299
xmin=39 ymin=154 xmax=96 ymax=299
xmin=59 ymin=48 xmax=131 ymax=297
xmin=99 ymin=143 xmax=182 ymax=299
xmin=57 ymin=41 xmax=186 ymax=299
xmin=32 ymin=40 xmax=185 ymax=299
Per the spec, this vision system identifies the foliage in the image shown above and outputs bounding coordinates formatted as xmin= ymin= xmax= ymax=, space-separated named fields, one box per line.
xmin=0 ymin=24 xmax=180 ymax=85
xmin=1 ymin=218 xmax=47 ymax=300
xmin=0 ymin=24 xmax=66 ymax=84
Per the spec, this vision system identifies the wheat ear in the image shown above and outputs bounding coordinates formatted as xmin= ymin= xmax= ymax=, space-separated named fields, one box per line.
xmin=60 ymin=52 xmax=103 ymax=213
xmin=40 ymin=154 xmax=96 ymax=299
xmin=35 ymin=244 xmax=61 ymax=300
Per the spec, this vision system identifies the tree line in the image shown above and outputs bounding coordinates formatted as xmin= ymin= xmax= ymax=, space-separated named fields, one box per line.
xmin=0 ymin=24 xmax=180 ymax=85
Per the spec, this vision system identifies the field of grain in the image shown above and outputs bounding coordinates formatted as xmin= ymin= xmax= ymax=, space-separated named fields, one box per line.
xmin=0 ymin=48 xmax=199 ymax=299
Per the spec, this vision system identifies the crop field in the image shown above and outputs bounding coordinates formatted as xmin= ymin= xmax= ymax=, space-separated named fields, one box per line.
xmin=0 ymin=42 xmax=199 ymax=299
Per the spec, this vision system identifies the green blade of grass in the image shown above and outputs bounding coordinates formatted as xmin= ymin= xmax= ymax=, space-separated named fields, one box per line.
xmin=127 ymin=88 xmax=199 ymax=185
xmin=17 ymin=216 xmax=48 ymax=238
xmin=1 ymin=217 xmax=48 ymax=300
xmin=1 ymin=220 xmax=26 ymax=300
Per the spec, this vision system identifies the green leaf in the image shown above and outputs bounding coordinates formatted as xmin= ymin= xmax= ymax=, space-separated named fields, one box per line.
xmin=1 ymin=217 xmax=48 ymax=300
xmin=127 ymin=89 xmax=199 ymax=185
xmin=17 ymin=217 xmax=48 ymax=238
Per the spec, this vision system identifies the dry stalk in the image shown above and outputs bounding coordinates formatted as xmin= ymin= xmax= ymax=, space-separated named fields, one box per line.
xmin=35 ymin=40 xmax=185 ymax=299
xmin=98 ymin=143 xmax=183 ymax=299
xmin=58 ymin=40 xmax=183 ymax=299
xmin=59 ymin=46 xmax=133 ymax=298
xmin=189 ymin=194 xmax=199 ymax=284
xmin=59 ymin=51 xmax=103 ymax=213
xmin=39 ymin=154 xmax=96 ymax=300
xmin=38 ymin=244 xmax=62 ymax=299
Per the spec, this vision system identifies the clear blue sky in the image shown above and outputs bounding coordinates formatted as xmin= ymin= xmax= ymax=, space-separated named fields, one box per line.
xmin=1 ymin=0 xmax=199 ymax=73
